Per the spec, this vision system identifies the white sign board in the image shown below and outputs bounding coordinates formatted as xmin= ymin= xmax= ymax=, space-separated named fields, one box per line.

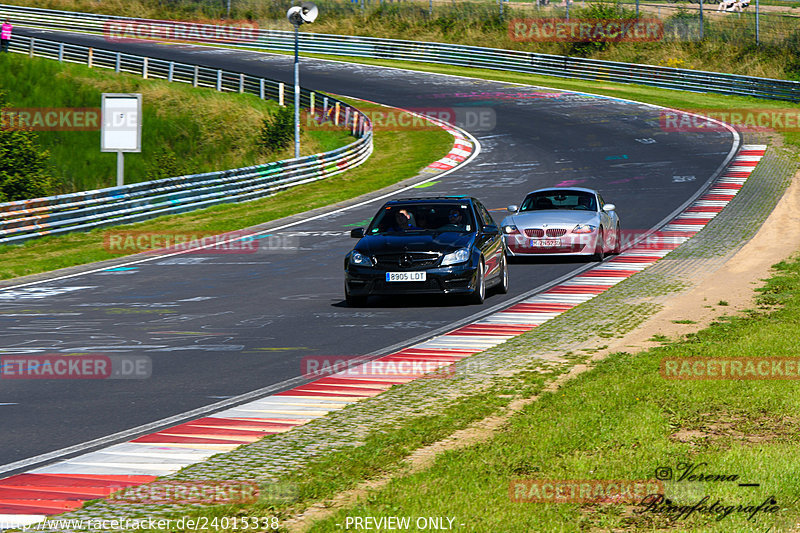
xmin=101 ymin=94 xmax=141 ymax=152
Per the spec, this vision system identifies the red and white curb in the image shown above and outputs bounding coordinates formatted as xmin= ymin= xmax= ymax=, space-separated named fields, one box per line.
xmin=422 ymin=120 xmax=474 ymax=173
xmin=0 ymin=146 xmax=765 ymax=527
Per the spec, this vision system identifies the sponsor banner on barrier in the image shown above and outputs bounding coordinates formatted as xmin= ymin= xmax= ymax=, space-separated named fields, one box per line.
xmin=510 ymin=18 xmax=663 ymax=42
xmin=661 ymin=109 xmax=800 ymax=132
xmin=0 ymin=107 xmax=100 ymax=131
xmin=661 ymin=357 xmax=800 ymax=380
xmin=510 ymin=479 xmax=664 ymax=503
xmin=103 ymin=19 xmax=259 ymax=44
xmin=0 ymin=354 xmax=151 ymax=379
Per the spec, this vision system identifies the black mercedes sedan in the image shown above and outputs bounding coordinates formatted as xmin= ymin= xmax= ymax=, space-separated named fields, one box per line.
xmin=344 ymin=196 xmax=508 ymax=306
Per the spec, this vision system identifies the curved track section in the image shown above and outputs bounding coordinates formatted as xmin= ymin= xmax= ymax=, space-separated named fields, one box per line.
xmin=1 ymin=29 xmax=736 ymax=474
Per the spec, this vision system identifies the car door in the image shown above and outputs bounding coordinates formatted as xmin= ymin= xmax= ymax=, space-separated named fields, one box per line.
xmin=474 ymin=200 xmax=503 ymax=277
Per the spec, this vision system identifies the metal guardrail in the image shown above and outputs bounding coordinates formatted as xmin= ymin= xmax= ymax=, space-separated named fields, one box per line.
xmin=0 ymin=33 xmax=373 ymax=245
xmin=1 ymin=2 xmax=799 ymax=102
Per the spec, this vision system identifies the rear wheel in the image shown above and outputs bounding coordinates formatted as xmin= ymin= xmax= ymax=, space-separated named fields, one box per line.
xmin=592 ymin=229 xmax=605 ymax=262
xmin=469 ymin=259 xmax=486 ymax=304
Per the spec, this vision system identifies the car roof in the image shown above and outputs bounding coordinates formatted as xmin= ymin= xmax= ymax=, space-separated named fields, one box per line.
xmin=524 ymin=187 xmax=598 ymax=196
xmin=387 ymin=196 xmax=476 ymax=204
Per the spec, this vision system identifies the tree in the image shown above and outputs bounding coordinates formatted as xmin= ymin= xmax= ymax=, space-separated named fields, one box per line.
xmin=0 ymin=91 xmax=54 ymax=202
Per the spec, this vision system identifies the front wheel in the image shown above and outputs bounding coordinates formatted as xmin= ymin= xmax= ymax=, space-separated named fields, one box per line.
xmin=469 ymin=260 xmax=486 ymax=304
xmin=612 ymin=224 xmax=621 ymax=255
xmin=496 ymin=254 xmax=509 ymax=294
xmin=592 ymin=229 xmax=605 ymax=262
xmin=345 ymin=282 xmax=367 ymax=307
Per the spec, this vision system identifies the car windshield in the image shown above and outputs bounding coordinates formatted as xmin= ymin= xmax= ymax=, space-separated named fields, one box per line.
xmin=519 ymin=191 xmax=597 ymax=212
xmin=367 ymin=204 xmax=475 ymax=235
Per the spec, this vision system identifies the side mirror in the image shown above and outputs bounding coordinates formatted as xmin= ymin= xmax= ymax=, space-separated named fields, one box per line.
xmin=507 ymin=205 xmax=518 ymax=213
xmin=483 ymin=224 xmax=499 ymax=234
xmin=350 ymin=228 xmax=365 ymax=238
xmin=603 ymin=204 xmax=616 ymax=212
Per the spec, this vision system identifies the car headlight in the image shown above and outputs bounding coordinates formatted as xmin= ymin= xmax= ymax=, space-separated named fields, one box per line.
xmin=349 ymin=251 xmax=373 ymax=266
xmin=441 ymin=247 xmax=470 ymax=266
xmin=502 ymin=225 xmax=520 ymax=235
xmin=572 ymin=224 xmax=597 ymax=234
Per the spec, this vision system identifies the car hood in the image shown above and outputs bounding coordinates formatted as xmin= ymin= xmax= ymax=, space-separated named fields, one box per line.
xmin=502 ymin=210 xmax=599 ymax=228
xmin=356 ymin=232 xmax=474 ymax=255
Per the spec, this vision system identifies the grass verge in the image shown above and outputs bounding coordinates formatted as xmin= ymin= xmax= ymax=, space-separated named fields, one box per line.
xmin=297 ymin=254 xmax=800 ymax=532
xmin=0 ymin=53 xmax=351 ymax=192
xmin=0 ymin=97 xmax=452 ymax=280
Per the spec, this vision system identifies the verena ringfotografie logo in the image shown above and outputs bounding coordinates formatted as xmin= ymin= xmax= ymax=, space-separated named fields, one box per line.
xmin=103 ymin=19 xmax=259 ymax=45
xmin=510 ymin=18 xmax=663 ymax=42
xmin=1 ymin=108 xmax=100 ymax=131
xmin=301 ymin=355 xmax=456 ymax=379
xmin=510 ymin=479 xmax=664 ymax=504
xmin=1 ymin=355 xmax=151 ymax=379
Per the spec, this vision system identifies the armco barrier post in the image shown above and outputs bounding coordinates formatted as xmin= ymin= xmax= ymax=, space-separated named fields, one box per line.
xmin=87 ymin=47 xmax=93 ymax=68
xmin=310 ymin=92 xmax=315 ymax=115
xmin=216 ymin=69 xmax=222 ymax=91
xmin=239 ymin=73 xmax=244 ymax=93
xmin=193 ymin=65 xmax=199 ymax=87
xmin=279 ymin=82 xmax=284 ymax=106
xmin=168 ymin=62 xmax=174 ymax=82
xmin=58 ymin=42 xmax=63 ymax=62
xmin=115 ymin=52 xmax=120 ymax=72
xmin=143 ymin=57 xmax=148 ymax=79
xmin=260 ymin=78 xmax=265 ymax=99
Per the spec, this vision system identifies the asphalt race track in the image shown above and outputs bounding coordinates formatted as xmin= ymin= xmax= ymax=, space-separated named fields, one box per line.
xmin=0 ymin=28 xmax=735 ymax=470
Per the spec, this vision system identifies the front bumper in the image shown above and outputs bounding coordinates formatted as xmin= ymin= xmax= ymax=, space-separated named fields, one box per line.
xmin=504 ymin=233 xmax=596 ymax=256
xmin=345 ymin=263 xmax=479 ymax=296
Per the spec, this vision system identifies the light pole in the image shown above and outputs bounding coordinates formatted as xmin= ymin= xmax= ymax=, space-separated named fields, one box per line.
xmin=287 ymin=2 xmax=318 ymax=159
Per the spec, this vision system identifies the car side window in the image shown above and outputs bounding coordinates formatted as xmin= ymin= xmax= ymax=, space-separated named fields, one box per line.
xmin=475 ymin=202 xmax=495 ymax=228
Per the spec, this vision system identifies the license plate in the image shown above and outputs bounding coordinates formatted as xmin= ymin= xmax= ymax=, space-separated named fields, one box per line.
xmin=386 ymin=272 xmax=426 ymax=282
xmin=530 ymin=239 xmax=561 ymax=248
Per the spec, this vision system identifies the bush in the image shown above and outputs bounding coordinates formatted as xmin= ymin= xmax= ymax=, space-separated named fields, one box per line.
xmin=0 ymin=91 xmax=55 ymax=202
xmin=258 ymin=105 xmax=295 ymax=155
xmin=568 ymin=1 xmax=638 ymax=56
xmin=145 ymin=148 xmax=186 ymax=180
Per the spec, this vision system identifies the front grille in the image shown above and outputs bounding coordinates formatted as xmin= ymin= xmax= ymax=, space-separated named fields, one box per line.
xmin=546 ymin=228 xmax=567 ymax=237
xmin=524 ymin=229 xmax=544 ymax=238
xmin=373 ymin=252 xmax=441 ymax=269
